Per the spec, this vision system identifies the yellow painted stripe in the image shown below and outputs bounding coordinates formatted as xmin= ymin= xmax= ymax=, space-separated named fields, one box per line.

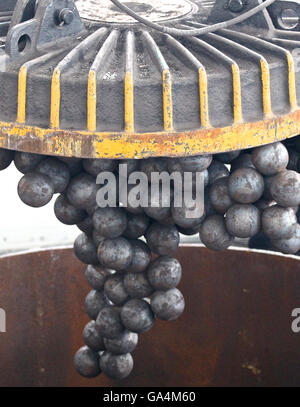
xmin=260 ymin=59 xmax=273 ymax=119
xmin=163 ymin=70 xmax=173 ymax=132
xmin=232 ymin=64 xmax=243 ymax=124
xmin=198 ymin=68 xmax=210 ymax=128
xmin=87 ymin=70 xmax=97 ymax=132
xmin=17 ymin=65 xmax=27 ymax=124
xmin=50 ymin=68 xmax=61 ymax=129
xmin=124 ymin=71 xmax=134 ymax=133
xmin=287 ymin=53 xmax=298 ymax=111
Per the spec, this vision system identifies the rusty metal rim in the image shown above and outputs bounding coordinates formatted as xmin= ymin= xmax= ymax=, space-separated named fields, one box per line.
xmin=1 ymin=244 xmax=299 ymax=262
xmin=0 ymin=108 xmax=300 ymax=159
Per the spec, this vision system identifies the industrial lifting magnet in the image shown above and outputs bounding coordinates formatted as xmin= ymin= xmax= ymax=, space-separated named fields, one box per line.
xmin=0 ymin=0 xmax=299 ymax=159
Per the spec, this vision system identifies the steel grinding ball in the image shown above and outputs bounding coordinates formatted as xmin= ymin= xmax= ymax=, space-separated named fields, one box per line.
xmin=271 ymin=223 xmax=300 ymax=254
xmin=145 ymin=223 xmax=179 ymax=256
xmin=77 ymin=216 xmax=93 ymax=235
xmin=0 ymin=148 xmax=14 ymax=170
xmin=209 ymin=177 xmax=234 ymax=214
xmin=144 ymin=187 xmax=172 ymax=222
xmin=96 ymin=306 xmax=124 ymax=339
xmin=123 ymin=213 xmax=150 ymax=239
xmin=123 ymin=271 xmax=154 ymax=299
xmin=230 ymin=153 xmax=256 ymax=172
xmin=97 ymin=238 xmax=133 ymax=271
xmin=175 ymin=154 xmax=213 ymax=172
xmin=121 ymin=299 xmax=155 ymax=333
xmin=74 ymin=233 xmax=99 ymax=265
xmin=85 ymin=289 xmax=107 ymax=320
xmin=217 ymin=150 xmax=240 ymax=163
xmin=140 ymin=158 xmax=168 ymax=181
xmin=36 ymin=157 xmax=70 ymax=193
xmin=54 ymin=194 xmax=86 ymax=225
xmin=171 ymin=199 xmax=205 ymax=229
xmin=269 ymin=170 xmax=300 ymax=207
xmin=83 ymin=158 xmax=117 ymax=177
xmin=126 ymin=240 xmax=151 ymax=273
xmin=104 ymin=274 xmax=129 ymax=306
xmin=93 ymin=207 xmax=127 ymax=238
xmin=200 ymin=214 xmax=234 ymax=251
xmin=83 ymin=320 xmax=105 ymax=352
xmin=18 ymin=172 xmax=54 ymax=207
xmin=74 ymin=346 xmax=101 ymax=378
xmin=147 ymin=256 xmax=182 ymax=291
xmin=150 ymin=288 xmax=185 ymax=321
xmin=262 ymin=205 xmax=297 ymax=239
xmin=85 ymin=265 xmax=111 ymax=291
xmin=251 ymin=142 xmax=288 ymax=176
xmin=14 ymin=151 xmax=44 ymax=174
xmin=208 ymin=159 xmax=230 ymax=185
xmin=103 ymin=330 xmax=138 ymax=355
xmin=225 ymin=204 xmax=261 ymax=238
xmin=66 ymin=172 xmax=98 ymax=209
xmin=58 ymin=157 xmax=83 ymax=176
xmin=228 ymin=168 xmax=264 ymax=204
xmin=100 ymin=352 xmax=133 ymax=380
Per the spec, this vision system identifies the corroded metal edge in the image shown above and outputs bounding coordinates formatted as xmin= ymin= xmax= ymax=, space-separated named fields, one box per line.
xmin=0 ymin=108 xmax=299 ymax=159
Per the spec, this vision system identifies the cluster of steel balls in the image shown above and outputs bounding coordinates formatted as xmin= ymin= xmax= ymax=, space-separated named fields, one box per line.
xmin=0 ymin=135 xmax=300 ymax=380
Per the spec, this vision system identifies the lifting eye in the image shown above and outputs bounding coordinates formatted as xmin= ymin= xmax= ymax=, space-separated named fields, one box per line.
xmin=18 ymin=34 xmax=31 ymax=53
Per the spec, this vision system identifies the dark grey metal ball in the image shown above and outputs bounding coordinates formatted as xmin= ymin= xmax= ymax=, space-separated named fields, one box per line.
xmin=74 ymin=346 xmax=101 ymax=378
xmin=126 ymin=240 xmax=151 ymax=273
xmin=177 ymin=224 xmax=202 ymax=236
xmin=123 ymin=213 xmax=150 ymax=239
xmin=96 ymin=306 xmax=124 ymax=339
xmin=171 ymin=199 xmax=206 ymax=229
xmin=262 ymin=205 xmax=297 ymax=239
xmin=14 ymin=151 xmax=44 ymax=174
xmin=54 ymin=194 xmax=86 ymax=225
xmin=145 ymin=223 xmax=179 ymax=256
xmin=85 ymin=289 xmax=107 ymax=320
xmin=121 ymin=299 xmax=155 ymax=333
xmin=103 ymin=330 xmax=138 ymax=355
xmin=271 ymin=223 xmax=300 ymax=254
xmin=83 ymin=158 xmax=117 ymax=177
xmin=18 ymin=172 xmax=54 ymax=208
xmin=217 ymin=150 xmax=240 ymax=163
xmin=147 ymin=256 xmax=182 ymax=291
xmin=200 ymin=214 xmax=234 ymax=251
xmin=225 ymin=204 xmax=261 ymax=238
xmin=97 ymin=238 xmax=133 ymax=271
xmin=66 ymin=172 xmax=98 ymax=209
xmin=92 ymin=229 xmax=106 ymax=246
xmin=230 ymin=153 xmax=256 ymax=172
xmin=150 ymin=288 xmax=185 ymax=321
xmin=228 ymin=168 xmax=264 ymax=204
xmin=93 ymin=207 xmax=127 ymax=239
xmin=36 ymin=157 xmax=70 ymax=193
xmin=0 ymin=148 xmax=14 ymax=170
xmin=83 ymin=320 xmax=105 ymax=352
xmin=123 ymin=271 xmax=154 ymax=299
xmin=58 ymin=157 xmax=83 ymax=176
xmin=208 ymin=159 xmax=230 ymax=185
xmin=74 ymin=233 xmax=99 ymax=265
xmin=176 ymin=154 xmax=213 ymax=172
xmin=269 ymin=170 xmax=300 ymax=207
xmin=251 ymin=142 xmax=288 ymax=176
xmin=77 ymin=216 xmax=93 ymax=235
xmin=144 ymin=187 xmax=172 ymax=222
xmin=104 ymin=274 xmax=129 ymax=306
xmin=209 ymin=177 xmax=234 ymax=214
xmin=140 ymin=158 xmax=168 ymax=181
xmin=85 ymin=265 xmax=110 ymax=291
xmin=100 ymin=352 xmax=133 ymax=380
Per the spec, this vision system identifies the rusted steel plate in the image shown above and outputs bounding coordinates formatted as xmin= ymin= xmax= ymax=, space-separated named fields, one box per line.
xmin=0 ymin=108 xmax=299 ymax=159
xmin=0 ymin=246 xmax=300 ymax=387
